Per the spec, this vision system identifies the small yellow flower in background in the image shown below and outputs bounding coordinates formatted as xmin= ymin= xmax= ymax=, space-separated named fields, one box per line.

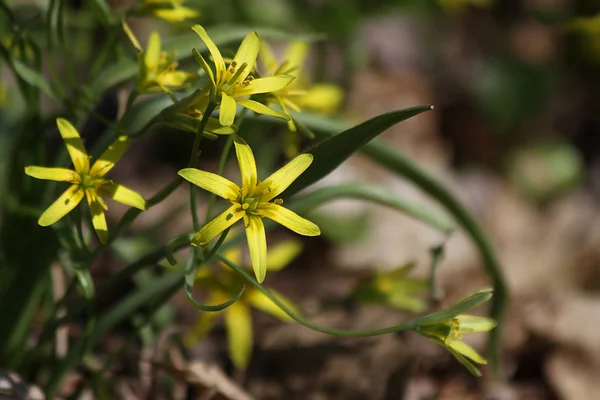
xmin=123 ymin=22 xmax=194 ymax=93
xmin=25 ymin=119 xmax=146 ymax=243
xmin=140 ymin=0 xmax=199 ymax=22
xmin=566 ymin=14 xmax=600 ymax=61
xmin=191 ymin=25 xmax=293 ymax=127
xmin=351 ymin=263 xmax=428 ymax=313
xmin=178 ymin=137 xmax=320 ymax=282
xmin=162 ymin=89 xmax=236 ymax=138
xmin=416 ymin=288 xmax=497 ymax=377
xmin=258 ymin=40 xmax=344 ymax=130
xmin=187 ymin=238 xmax=302 ymax=370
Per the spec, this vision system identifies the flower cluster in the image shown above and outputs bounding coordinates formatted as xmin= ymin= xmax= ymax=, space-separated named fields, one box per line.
xmin=25 ymin=25 xmax=322 ymax=282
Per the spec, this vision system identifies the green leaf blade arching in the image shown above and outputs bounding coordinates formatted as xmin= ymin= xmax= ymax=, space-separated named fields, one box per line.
xmin=281 ymin=106 xmax=433 ymax=198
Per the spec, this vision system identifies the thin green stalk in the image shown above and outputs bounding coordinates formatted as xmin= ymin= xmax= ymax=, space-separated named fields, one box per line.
xmin=188 ymin=102 xmax=217 ymax=231
xmin=205 ymin=134 xmax=235 ymax=223
xmin=217 ymin=252 xmax=418 ymax=337
xmin=359 ymin=140 xmax=507 ymax=372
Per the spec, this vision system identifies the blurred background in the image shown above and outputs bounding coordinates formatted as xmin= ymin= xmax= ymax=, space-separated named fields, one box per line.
xmin=3 ymin=0 xmax=600 ymax=399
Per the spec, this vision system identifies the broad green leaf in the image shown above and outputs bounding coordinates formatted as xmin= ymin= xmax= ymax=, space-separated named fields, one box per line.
xmin=12 ymin=60 xmax=57 ymax=99
xmin=281 ymin=106 xmax=433 ymax=198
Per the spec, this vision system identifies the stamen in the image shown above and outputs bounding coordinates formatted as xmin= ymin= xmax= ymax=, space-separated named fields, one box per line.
xmin=228 ymin=61 xmax=238 ymax=74
xmin=227 ymin=62 xmax=248 ymax=85
xmin=242 ymin=203 xmax=249 ymax=210
xmin=274 ymin=198 xmax=283 ymax=205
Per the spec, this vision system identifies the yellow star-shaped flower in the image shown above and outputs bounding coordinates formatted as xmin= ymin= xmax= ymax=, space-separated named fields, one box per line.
xmin=25 ymin=119 xmax=146 ymax=243
xmin=416 ymin=288 xmax=497 ymax=376
xmin=178 ymin=137 xmax=320 ymax=282
xmin=192 ymin=25 xmax=293 ymax=127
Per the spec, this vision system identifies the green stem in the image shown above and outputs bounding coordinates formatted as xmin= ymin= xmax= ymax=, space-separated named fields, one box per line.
xmin=359 ymin=140 xmax=507 ymax=372
xmin=217 ymin=252 xmax=418 ymax=337
xmin=205 ymin=134 xmax=235 ymax=223
xmin=188 ymin=102 xmax=217 ymax=231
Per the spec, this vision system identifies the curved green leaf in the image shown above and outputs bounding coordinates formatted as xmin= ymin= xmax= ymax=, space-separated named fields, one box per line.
xmin=12 ymin=59 xmax=57 ymax=99
xmin=184 ymin=283 xmax=245 ymax=312
xmin=291 ymin=183 xmax=454 ymax=234
xmin=282 ymin=106 xmax=433 ymax=198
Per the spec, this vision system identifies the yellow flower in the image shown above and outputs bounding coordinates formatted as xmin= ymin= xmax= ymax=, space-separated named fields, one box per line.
xmin=258 ymin=40 xmax=344 ymax=130
xmin=24 ymin=119 xmax=146 ymax=243
xmin=178 ymin=137 xmax=320 ymax=282
xmin=416 ymin=288 xmax=497 ymax=376
xmin=123 ymin=23 xmax=194 ymax=93
xmin=567 ymin=13 xmax=600 ymax=60
xmin=141 ymin=0 xmax=199 ymax=22
xmin=162 ymin=89 xmax=236 ymax=138
xmin=191 ymin=25 xmax=293 ymax=127
xmin=187 ymin=239 xmax=302 ymax=369
xmin=352 ymin=263 xmax=428 ymax=313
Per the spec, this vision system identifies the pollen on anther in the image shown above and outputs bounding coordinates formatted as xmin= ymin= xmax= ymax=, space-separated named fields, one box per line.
xmin=274 ymin=198 xmax=283 ymax=205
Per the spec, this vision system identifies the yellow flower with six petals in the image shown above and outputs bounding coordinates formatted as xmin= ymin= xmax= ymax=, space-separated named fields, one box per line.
xmin=178 ymin=137 xmax=320 ymax=282
xmin=123 ymin=23 xmax=194 ymax=93
xmin=191 ymin=25 xmax=293 ymax=127
xmin=258 ymin=40 xmax=344 ymax=129
xmin=25 ymin=119 xmax=147 ymax=243
xmin=416 ymin=288 xmax=497 ymax=376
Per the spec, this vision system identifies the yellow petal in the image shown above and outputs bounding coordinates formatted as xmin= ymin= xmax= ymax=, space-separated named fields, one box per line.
xmin=153 ymin=6 xmax=199 ymax=22
xmin=256 ymin=153 xmax=313 ymax=202
xmin=284 ymin=41 xmax=308 ymax=71
xmin=38 ymin=184 xmax=84 ymax=226
xmin=244 ymin=216 xmax=267 ymax=283
xmin=145 ymin=32 xmax=161 ymax=72
xmin=192 ymin=25 xmax=225 ymax=84
xmin=25 ymin=166 xmax=78 ymax=183
xmin=56 ymin=118 xmax=89 ymax=174
xmin=236 ymin=100 xmax=290 ymax=121
xmin=158 ymin=71 xmax=192 ymax=87
xmin=448 ymin=341 xmax=487 ymax=365
xmin=298 ymin=84 xmax=343 ymax=114
xmin=266 ymin=239 xmax=302 ymax=271
xmin=178 ymin=168 xmax=239 ymax=201
xmin=233 ymin=137 xmax=257 ymax=196
xmin=122 ymin=20 xmax=142 ymax=52
xmin=99 ymin=182 xmax=147 ymax=210
xmin=86 ymin=192 xmax=108 ymax=244
xmin=225 ymin=301 xmax=253 ymax=370
xmin=234 ymin=75 xmax=294 ymax=97
xmin=456 ymin=315 xmax=497 ymax=333
xmin=219 ymin=92 xmax=237 ymax=127
xmin=259 ymin=203 xmax=320 ymax=236
xmin=230 ymin=32 xmax=260 ymax=83
xmin=258 ymin=40 xmax=278 ymax=74
xmin=90 ymin=136 xmax=130 ymax=177
xmin=192 ymin=205 xmax=244 ymax=245
xmin=246 ymin=287 xmax=299 ymax=322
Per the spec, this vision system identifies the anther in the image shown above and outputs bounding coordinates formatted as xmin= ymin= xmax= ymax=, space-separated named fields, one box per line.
xmin=274 ymin=198 xmax=283 ymax=205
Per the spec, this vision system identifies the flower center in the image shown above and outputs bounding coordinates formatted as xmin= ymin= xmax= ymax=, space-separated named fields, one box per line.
xmin=450 ymin=317 xmax=462 ymax=340
xmin=80 ymin=173 xmax=98 ymax=190
xmin=241 ymin=196 xmax=260 ymax=213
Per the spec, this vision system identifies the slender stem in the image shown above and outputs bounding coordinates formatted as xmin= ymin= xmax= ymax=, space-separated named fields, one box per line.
xmin=359 ymin=140 xmax=507 ymax=373
xmin=205 ymin=134 xmax=235 ymax=223
xmin=217 ymin=252 xmax=418 ymax=337
xmin=188 ymin=102 xmax=217 ymax=231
